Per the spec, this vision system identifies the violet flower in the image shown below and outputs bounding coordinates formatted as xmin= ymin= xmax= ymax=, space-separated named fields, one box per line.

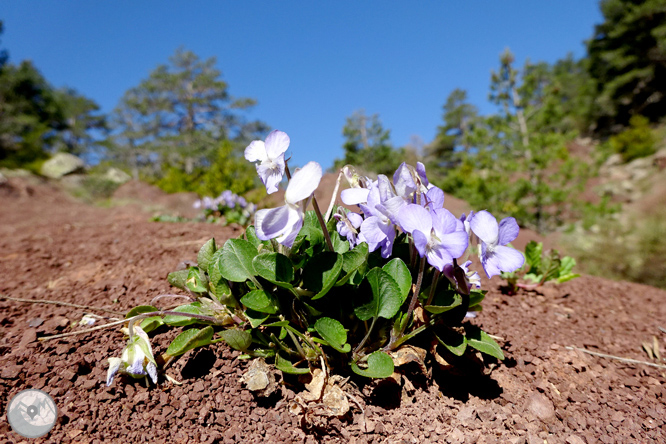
xmin=244 ymin=130 xmax=290 ymax=194
xmin=469 ymin=210 xmax=524 ymax=278
xmin=335 ymin=210 xmax=363 ymax=248
xmin=442 ymin=260 xmax=481 ymax=292
xmin=106 ymin=326 xmax=158 ymax=386
xmin=357 ymin=175 xmax=398 ymax=258
xmin=254 ymin=161 xmax=322 ymax=248
xmin=397 ymin=204 xmax=468 ymax=271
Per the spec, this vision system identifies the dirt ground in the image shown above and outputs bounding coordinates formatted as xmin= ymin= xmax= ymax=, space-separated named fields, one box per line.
xmin=0 ymin=177 xmax=665 ymax=444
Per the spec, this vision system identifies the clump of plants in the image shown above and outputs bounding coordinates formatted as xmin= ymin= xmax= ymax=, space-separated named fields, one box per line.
xmin=609 ymin=114 xmax=656 ymax=163
xmin=501 ymin=241 xmax=579 ymax=294
xmin=106 ymin=130 xmax=526 ymax=406
xmin=193 ymin=190 xmax=257 ymax=226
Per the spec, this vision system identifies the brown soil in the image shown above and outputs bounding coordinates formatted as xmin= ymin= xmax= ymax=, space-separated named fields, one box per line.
xmin=1 ymin=177 xmax=665 ymax=444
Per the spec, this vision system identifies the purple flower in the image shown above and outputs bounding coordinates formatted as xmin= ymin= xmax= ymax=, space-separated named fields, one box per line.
xmin=334 ymin=210 xmax=363 ymax=247
xmin=106 ymin=326 xmax=158 ymax=386
xmin=254 ymin=161 xmax=322 ymax=248
xmin=244 ymin=130 xmax=290 ymax=194
xmin=357 ymin=175 xmax=398 ymax=258
xmin=469 ymin=210 xmax=524 ymax=278
xmin=442 ymin=260 xmax=481 ymax=292
xmin=397 ymin=204 xmax=468 ymax=271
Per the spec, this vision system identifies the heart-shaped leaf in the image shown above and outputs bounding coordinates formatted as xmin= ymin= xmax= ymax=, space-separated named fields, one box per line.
xmin=218 ymin=239 xmax=257 ymax=282
xmin=253 ymin=252 xmax=294 ymax=287
xmin=354 ymin=268 xmax=402 ymax=321
xmin=165 ymin=326 xmax=214 ymax=358
xmin=466 ymin=326 xmax=504 ymax=360
xmin=218 ymin=329 xmax=252 ymax=351
xmin=241 ymin=290 xmax=278 ymax=314
xmin=197 ymin=238 xmax=216 ymax=270
xmin=303 ymin=252 xmax=343 ymax=300
xmin=382 ymin=258 xmax=411 ymax=303
xmin=351 ymin=350 xmax=394 ymax=378
xmin=314 ymin=317 xmax=351 ymax=353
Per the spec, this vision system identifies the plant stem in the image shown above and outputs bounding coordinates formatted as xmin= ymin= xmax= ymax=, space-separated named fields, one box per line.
xmin=425 ymin=270 xmax=440 ymax=307
xmin=390 ymin=256 xmax=426 ymax=348
xmin=311 ymin=195 xmax=335 ymax=252
xmin=0 ymin=294 xmax=124 ymax=317
xmin=284 ymin=161 xmax=334 ymax=252
xmin=39 ymin=310 xmax=223 ymax=342
xmin=353 ymin=316 xmax=377 ymax=358
xmin=324 ymin=169 xmax=344 ymax=222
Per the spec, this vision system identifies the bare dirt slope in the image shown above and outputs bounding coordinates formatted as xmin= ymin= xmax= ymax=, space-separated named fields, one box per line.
xmin=0 ymin=177 xmax=665 ymax=443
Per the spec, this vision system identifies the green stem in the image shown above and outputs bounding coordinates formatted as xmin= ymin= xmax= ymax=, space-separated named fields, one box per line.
xmin=392 ymin=256 xmax=426 ymax=346
xmin=353 ymin=316 xmax=378 ymax=358
xmin=284 ymin=161 xmax=334 ymax=252
xmin=425 ymin=270 xmax=440 ymax=307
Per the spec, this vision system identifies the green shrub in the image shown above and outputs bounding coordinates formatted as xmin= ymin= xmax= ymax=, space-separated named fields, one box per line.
xmin=610 ymin=115 xmax=656 ymax=163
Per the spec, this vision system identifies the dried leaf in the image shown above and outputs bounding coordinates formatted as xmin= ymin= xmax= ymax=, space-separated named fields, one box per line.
xmin=642 ymin=342 xmax=654 ymax=360
xmin=242 ymin=358 xmax=277 ymax=396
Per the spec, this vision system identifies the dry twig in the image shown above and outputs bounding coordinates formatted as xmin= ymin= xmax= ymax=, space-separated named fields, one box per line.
xmin=0 ymin=294 xmax=124 ymax=316
xmin=566 ymin=346 xmax=666 ymax=370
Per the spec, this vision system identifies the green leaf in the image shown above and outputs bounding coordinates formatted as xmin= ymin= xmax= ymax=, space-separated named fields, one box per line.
xmin=351 ymin=350 xmax=394 ymax=378
xmin=245 ymin=309 xmax=270 ymax=328
xmin=382 ymin=258 xmax=411 ymax=303
xmin=218 ymin=329 xmax=252 ymax=351
xmin=186 ymin=267 xmax=208 ymax=293
xmin=314 ymin=317 xmax=351 ymax=353
xmin=468 ymin=289 xmax=487 ymax=308
xmin=303 ymin=252 xmax=343 ymax=300
xmin=163 ymin=303 xmax=206 ymax=326
xmin=299 ymin=212 xmax=324 ymax=246
xmin=207 ymin=249 xmax=233 ymax=304
xmin=275 ymin=353 xmax=310 ymax=375
xmin=557 ymin=273 xmax=580 ymax=283
xmin=330 ymin=231 xmax=350 ymax=254
xmin=218 ymin=238 xmax=258 ymax=282
xmin=336 ymin=242 xmax=368 ymax=286
xmin=354 ymin=268 xmax=402 ymax=321
xmin=436 ymin=329 xmax=467 ymax=356
xmin=139 ymin=316 xmax=164 ymax=333
xmin=466 ymin=326 xmax=504 ymax=360
xmin=253 ymin=252 xmax=294 ymax=286
xmin=424 ymin=289 xmax=462 ymax=314
xmin=245 ymin=226 xmax=269 ymax=249
xmin=240 ymin=289 xmax=278 ymax=314
xmin=167 ymin=269 xmax=189 ymax=290
xmin=197 ymin=238 xmax=216 ymax=270
xmin=558 ymin=256 xmax=576 ymax=277
xmin=165 ymin=326 xmax=214 ymax=358
xmin=524 ymin=241 xmax=542 ymax=272
xmin=126 ymin=305 xmax=158 ymax=319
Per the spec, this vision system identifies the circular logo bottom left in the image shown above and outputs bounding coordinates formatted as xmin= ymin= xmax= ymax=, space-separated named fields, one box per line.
xmin=7 ymin=389 xmax=58 ymax=438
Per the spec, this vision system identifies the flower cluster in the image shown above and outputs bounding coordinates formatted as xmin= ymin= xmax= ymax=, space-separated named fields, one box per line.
xmin=193 ymin=190 xmax=257 ymax=226
xmin=245 ymin=131 xmax=524 ymax=280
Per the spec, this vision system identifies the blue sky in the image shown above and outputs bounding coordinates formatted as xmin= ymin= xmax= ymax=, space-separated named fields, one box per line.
xmin=3 ymin=2 xmax=603 ymax=169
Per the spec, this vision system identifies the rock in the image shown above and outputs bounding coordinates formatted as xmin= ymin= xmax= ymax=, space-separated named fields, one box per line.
xmin=103 ymin=167 xmax=131 ymax=184
xmin=526 ymin=393 xmax=556 ymax=422
xmin=41 ymin=153 xmax=85 ymax=179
